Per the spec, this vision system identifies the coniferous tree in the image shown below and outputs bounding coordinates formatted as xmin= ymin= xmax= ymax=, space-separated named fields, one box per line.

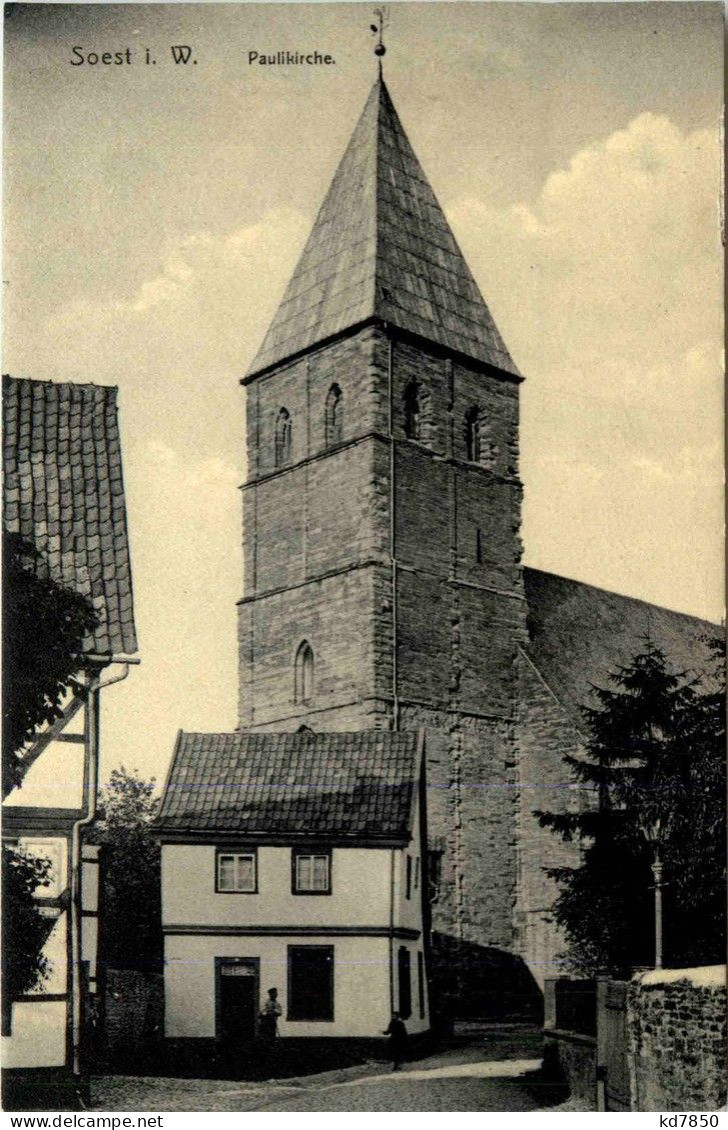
xmin=663 ymin=637 xmax=726 ymax=965
xmin=537 ymin=638 xmax=725 ymax=976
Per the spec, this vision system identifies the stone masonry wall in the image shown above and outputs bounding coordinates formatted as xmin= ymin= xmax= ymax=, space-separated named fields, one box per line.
xmin=239 ymin=325 xmax=393 ymax=729
xmin=515 ymin=652 xmax=592 ymax=985
xmin=628 ymin=967 xmax=727 ymax=1111
xmin=239 ymin=322 xmax=527 ymax=959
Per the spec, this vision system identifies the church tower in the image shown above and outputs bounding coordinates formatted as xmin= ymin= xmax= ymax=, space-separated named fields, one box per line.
xmin=238 ymin=78 xmax=527 ymax=968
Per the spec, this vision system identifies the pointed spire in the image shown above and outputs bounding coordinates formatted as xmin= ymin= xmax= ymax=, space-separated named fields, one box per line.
xmin=246 ymin=78 xmax=520 ymax=380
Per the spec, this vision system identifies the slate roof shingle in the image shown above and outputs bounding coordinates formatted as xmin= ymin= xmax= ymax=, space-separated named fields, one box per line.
xmin=155 ymin=730 xmax=421 ymax=840
xmin=3 ymin=375 xmax=138 ymax=657
xmin=523 ymin=567 xmax=721 ymax=730
xmin=246 ymin=78 xmax=520 ymax=381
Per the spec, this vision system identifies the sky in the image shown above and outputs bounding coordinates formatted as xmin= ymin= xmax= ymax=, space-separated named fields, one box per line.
xmin=3 ymin=1 xmax=724 ymax=793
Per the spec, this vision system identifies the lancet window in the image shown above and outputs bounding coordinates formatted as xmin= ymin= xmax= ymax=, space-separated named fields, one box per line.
xmin=275 ymin=407 xmax=292 ymax=467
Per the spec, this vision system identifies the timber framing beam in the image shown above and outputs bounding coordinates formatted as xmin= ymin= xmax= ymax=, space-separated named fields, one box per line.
xmin=6 ymin=695 xmax=85 ymax=797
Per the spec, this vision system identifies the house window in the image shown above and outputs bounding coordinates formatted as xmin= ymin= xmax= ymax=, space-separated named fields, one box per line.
xmin=293 ymin=850 xmax=331 ymax=894
xmin=465 ymin=405 xmax=481 ymax=462
xmin=417 ymin=951 xmax=426 ymax=1019
xmin=325 ymin=384 xmax=343 ymax=447
xmin=398 ymin=946 xmax=412 ymax=1019
xmin=414 ymin=856 xmax=420 ymax=891
xmin=275 ymin=407 xmax=292 ymax=467
xmin=476 ymin=528 xmax=483 ymax=563
xmin=216 ymin=850 xmax=257 ymax=893
xmin=294 ymin=640 xmax=314 ymax=704
xmin=287 ymin=945 xmax=334 ymax=1021
xmin=406 ymin=854 xmax=412 ymax=900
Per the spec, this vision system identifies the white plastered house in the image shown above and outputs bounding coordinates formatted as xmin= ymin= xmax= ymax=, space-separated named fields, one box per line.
xmin=154 ymin=729 xmax=431 ymax=1050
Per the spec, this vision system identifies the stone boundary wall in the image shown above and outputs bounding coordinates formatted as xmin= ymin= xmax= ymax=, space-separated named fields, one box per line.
xmin=544 ymin=967 xmax=727 ymax=1111
xmin=628 ymin=966 xmax=726 ymax=1112
xmin=102 ymin=969 xmax=164 ymax=1064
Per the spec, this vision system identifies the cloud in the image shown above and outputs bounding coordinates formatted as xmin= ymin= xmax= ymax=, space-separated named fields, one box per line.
xmin=451 ymin=112 xmax=722 ymax=377
xmin=6 ymin=206 xmax=309 ymax=462
xmin=449 ymin=112 xmax=723 ymax=620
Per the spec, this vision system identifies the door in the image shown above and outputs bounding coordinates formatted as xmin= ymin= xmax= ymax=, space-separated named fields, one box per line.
xmin=398 ymin=946 xmax=412 ymax=1020
xmin=601 ymin=981 xmax=631 ymax=1111
xmin=216 ymin=959 xmax=259 ymax=1046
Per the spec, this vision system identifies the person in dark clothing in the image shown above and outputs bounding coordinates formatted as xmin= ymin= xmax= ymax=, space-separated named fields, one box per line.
xmin=259 ymin=987 xmax=282 ymax=1045
xmin=383 ymin=1012 xmax=408 ymax=1071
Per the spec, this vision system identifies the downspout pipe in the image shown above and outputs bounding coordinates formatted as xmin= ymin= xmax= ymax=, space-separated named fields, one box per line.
xmin=386 ymin=332 xmax=399 ymax=730
xmin=389 ymin=846 xmax=396 ymax=1016
xmin=70 ymin=661 xmax=132 ymax=1080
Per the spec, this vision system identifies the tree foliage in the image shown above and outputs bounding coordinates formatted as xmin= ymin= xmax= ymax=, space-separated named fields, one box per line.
xmin=2 ymin=531 xmax=99 ymax=794
xmin=2 ymin=530 xmax=99 ymax=1012
xmin=2 ymin=846 xmax=53 ymax=1010
xmin=537 ymin=638 xmax=726 ymax=976
xmin=93 ymin=767 xmax=162 ymax=974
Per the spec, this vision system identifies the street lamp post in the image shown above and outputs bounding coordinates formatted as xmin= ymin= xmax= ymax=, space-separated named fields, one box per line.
xmin=641 ymin=815 xmax=668 ymax=970
xmin=650 ymin=843 xmax=664 ymax=970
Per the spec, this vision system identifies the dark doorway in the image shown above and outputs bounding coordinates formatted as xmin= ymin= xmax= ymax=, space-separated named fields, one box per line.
xmin=216 ymin=958 xmax=259 ymax=1046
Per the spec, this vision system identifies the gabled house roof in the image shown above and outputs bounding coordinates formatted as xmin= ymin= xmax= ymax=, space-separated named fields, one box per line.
xmin=246 ymin=78 xmax=520 ymax=381
xmin=154 ymin=730 xmax=422 ymax=842
xmin=3 ymin=375 xmax=138 ymax=658
xmin=522 ymin=566 xmax=721 ymax=730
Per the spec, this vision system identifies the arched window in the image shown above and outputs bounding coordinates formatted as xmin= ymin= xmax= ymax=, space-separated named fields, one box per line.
xmin=275 ymin=408 xmax=292 ymax=467
xmin=325 ymin=384 xmax=343 ymax=447
xmin=403 ymin=380 xmax=432 ymax=443
xmin=294 ymin=641 xmax=314 ymax=704
xmin=465 ymin=406 xmax=481 ymax=463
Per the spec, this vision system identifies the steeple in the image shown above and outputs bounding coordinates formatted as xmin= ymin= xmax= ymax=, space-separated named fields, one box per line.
xmin=246 ymin=78 xmax=520 ymax=380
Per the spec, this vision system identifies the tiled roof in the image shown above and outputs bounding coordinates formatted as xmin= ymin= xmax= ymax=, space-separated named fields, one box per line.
xmin=155 ymin=730 xmax=421 ymax=840
xmin=246 ymin=78 xmax=519 ymax=380
xmin=3 ymin=375 xmax=138 ymax=657
xmin=523 ymin=567 xmax=721 ymax=730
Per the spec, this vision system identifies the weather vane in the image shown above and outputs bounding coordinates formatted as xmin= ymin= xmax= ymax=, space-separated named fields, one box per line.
xmin=370 ymin=8 xmax=389 ymax=76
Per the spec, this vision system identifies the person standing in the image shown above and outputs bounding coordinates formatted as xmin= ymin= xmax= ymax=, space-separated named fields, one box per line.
xmin=383 ymin=1012 xmax=408 ymax=1071
xmin=259 ymin=987 xmax=282 ymax=1045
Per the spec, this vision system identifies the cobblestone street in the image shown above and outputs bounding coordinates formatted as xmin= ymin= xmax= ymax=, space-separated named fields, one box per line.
xmin=91 ymin=1038 xmax=566 ymax=1113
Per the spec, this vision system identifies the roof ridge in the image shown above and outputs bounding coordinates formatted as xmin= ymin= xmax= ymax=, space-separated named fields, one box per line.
xmin=4 ymin=373 xmax=117 ymax=396
xmin=524 ymin=565 xmax=722 ymax=630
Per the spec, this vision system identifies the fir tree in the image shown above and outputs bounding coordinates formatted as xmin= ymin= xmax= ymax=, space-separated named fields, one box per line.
xmin=537 ymin=638 xmax=725 ymax=976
